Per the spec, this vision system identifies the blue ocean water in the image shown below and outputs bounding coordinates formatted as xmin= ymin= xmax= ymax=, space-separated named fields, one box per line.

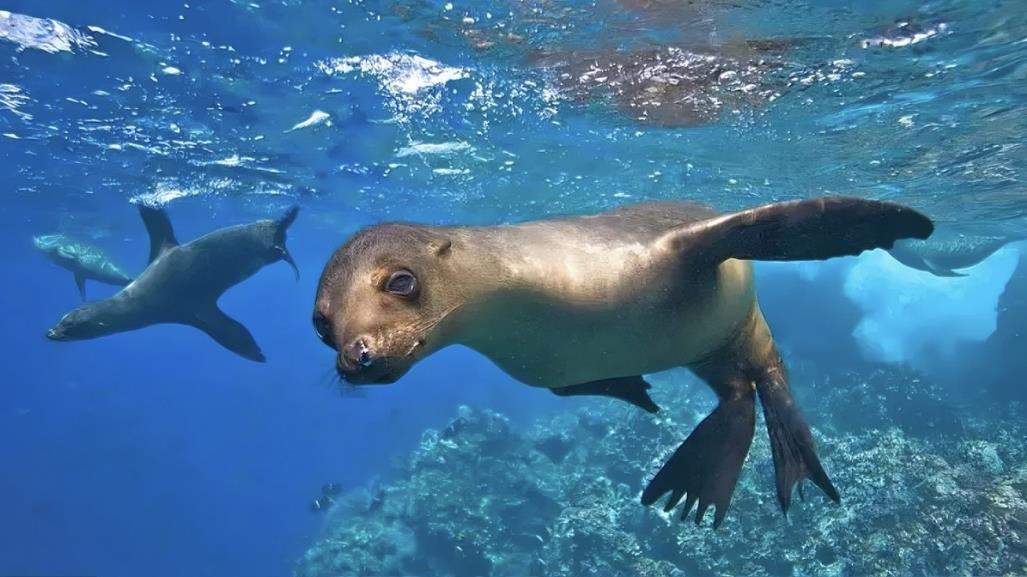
xmin=1 ymin=1 xmax=1025 ymax=576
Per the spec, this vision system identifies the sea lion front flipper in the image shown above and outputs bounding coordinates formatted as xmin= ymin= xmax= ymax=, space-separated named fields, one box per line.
xmin=550 ymin=376 xmax=661 ymax=413
xmin=916 ymin=261 xmax=967 ymax=278
xmin=755 ymin=370 xmax=840 ymax=514
xmin=641 ymin=390 xmax=755 ymax=528
xmin=138 ymin=205 xmax=180 ymax=263
xmin=660 ymin=197 xmax=934 ymax=264
xmin=74 ymin=272 xmax=87 ymax=301
xmin=189 ymin=306 xmax=266 ymax=362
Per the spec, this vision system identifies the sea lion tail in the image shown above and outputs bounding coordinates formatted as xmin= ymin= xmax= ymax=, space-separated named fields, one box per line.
xmin=274 ymin=205 xmax=300 ymax=280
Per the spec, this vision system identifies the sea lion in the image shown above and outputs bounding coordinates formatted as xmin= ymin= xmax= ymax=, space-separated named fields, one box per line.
xmin=34 ymin=234 xmax=134 ymax=300
xmin=312 ymin=197 xmax=933 ymax=527
xmin=47 ymin=204 xmax=300 ymax=362
xmin=887 ymin=226 xmax=1025 ymax=277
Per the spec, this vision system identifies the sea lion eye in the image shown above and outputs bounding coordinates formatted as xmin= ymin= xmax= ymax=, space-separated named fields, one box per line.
xmin=313 ymin=312 xmax=335 ymax=348
xmin=385 ymin=270 xmax=418 ymax=297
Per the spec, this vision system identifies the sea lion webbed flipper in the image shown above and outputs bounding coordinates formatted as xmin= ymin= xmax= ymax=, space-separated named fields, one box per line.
xmin=659 ymin=197 xmax=934 ymax=264
xmin=74 ymin=272 xmax=87 ymax=301
xmin=755 ymin=361 xmax=840 ymax=513
xmin=138 ymin=205 xmax=180 ymax=263
xmin=640 ymin=380 xmax=755 ymax=528
xmin=551 ymin=376 xmax=661 ymax=413
xmin=189 ymin=306 xmax=266 ymax=362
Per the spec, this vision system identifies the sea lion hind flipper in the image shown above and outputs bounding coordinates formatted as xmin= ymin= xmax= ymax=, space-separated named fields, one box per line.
xmin=755 ymin=374 xmax=840 ymax=514
xmin=74 ymin=272 xmax=87 ymax=300
xmin=189 ymin=306 xmax=266 ymax=362
xmin=551 ymin=376 xmax=661 ymax=413
xmin=660 ymin=197 xmax=934 ymax=264
xmin=641 ymin=394 xmax=755 ymax=528
xmin=138 ymin=205 xmax=179 ymax=263
xmin=274 ymin=205 xmax=300 ymax=280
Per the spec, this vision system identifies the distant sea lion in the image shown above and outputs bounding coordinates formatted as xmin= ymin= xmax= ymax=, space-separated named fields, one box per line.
xmin=34 ymin=234 xmax=134 ymax=300
xmin=313 ymin=197 xmax=933 ymax=527
xmin=887 ymin=227 xmax=1025 ymax=277
xmin=47 ymin=204 xmax=299 ymax=362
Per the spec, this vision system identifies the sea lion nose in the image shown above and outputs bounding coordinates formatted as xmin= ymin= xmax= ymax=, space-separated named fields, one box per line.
xmin=341 ymin=339 xmax=374 ymax=371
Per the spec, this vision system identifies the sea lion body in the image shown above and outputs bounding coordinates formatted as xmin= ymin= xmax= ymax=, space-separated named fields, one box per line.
xmin=434 ymin=204 xmax=755 ymax=387
xmin=314 ymin=197 xmax=934 ymax=526
xmin=888 ymin=230 xmax=1024 ymax=277
xmin=33 ymin=234 xmax=133 ymax=299
xmin=131 ymin=222 xmax=294 ymax=301
xmin=47 ymin=205 xmax=299 ymax=361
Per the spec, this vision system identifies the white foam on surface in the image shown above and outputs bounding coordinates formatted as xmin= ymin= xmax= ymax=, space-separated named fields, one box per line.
xmin=0 ymin=10 xmax=96 ymax=53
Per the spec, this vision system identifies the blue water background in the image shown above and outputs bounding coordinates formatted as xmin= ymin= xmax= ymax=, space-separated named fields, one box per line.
xmin=1 ymin=0 xmax=1025 ymax=576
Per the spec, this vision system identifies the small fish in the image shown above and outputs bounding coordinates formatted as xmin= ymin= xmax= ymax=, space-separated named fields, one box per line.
xmin=321 ymin=482 xmax=342 ymax=497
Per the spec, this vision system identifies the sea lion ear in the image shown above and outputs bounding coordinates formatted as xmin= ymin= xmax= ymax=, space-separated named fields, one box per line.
xmin=429 ymin=238 xmax=452 ymax=257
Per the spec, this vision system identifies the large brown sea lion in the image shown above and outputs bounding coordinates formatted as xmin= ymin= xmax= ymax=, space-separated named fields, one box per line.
xmin=313 ymin=197 xmax=933 ymax=527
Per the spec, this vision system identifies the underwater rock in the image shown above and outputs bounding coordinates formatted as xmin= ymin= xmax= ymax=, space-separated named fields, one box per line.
xmin=296 ymin=367 xmax=1027 ymax=577
xmin=805 ymin=363 xmax=964 ymax=439
xmin=966 ymin=250 xmax=1027 ymax=403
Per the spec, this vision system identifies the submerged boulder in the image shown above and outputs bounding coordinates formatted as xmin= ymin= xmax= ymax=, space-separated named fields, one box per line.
xmin=968 ymin=250 xmax=1027 ymax=404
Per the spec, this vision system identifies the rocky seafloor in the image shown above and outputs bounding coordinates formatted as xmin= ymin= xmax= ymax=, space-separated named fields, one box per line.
xmin=295 ymin=362 xmax=1027 ymax=577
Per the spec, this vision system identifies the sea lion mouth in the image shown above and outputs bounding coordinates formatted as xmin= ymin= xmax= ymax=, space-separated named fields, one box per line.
xmin=335 ymin=344 xmax=421 ymax=385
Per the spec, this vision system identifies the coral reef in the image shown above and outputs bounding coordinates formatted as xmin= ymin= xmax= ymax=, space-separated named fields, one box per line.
xmin=296 ymin=366 xmax=1027 ymax=577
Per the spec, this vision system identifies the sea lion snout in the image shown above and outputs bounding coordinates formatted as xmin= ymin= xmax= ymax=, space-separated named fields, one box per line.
xmin=334 ymin=338 xmax=401 ymax=385
xmin=337 ymin=339 xmax=373 ymax=372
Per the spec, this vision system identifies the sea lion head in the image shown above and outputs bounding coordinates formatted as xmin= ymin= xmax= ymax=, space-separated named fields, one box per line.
xmin=46 ymin=304 xmax=108 ymax=341
xmin=313 ymin=223 xmax=456 ymax=385
xmin=32 ymin=234 xmax=62 ymax=253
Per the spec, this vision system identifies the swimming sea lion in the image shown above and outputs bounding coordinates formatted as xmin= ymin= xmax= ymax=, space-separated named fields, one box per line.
xmin=312 ymin=197 xmax=933 ymax=527
xmin=33 ymin=234 xmax=134 ymax=300
xmin=47 ymin=204 xmax=300 ymax=362
xmin=887 ymin=226 xmax=1025 ymax=277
